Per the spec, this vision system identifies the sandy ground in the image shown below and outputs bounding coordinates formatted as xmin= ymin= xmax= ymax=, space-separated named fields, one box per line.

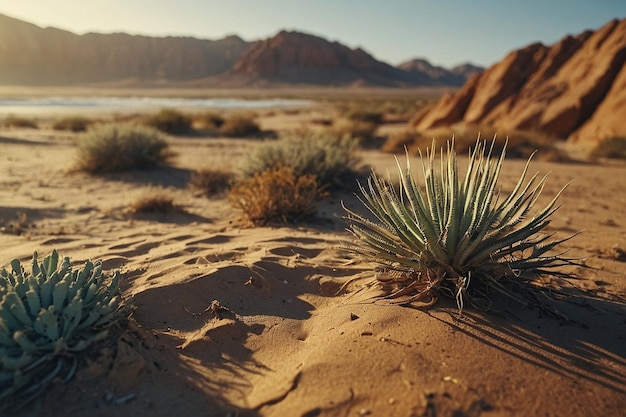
xmin=0 ymin=105 xmax=625 ymax=417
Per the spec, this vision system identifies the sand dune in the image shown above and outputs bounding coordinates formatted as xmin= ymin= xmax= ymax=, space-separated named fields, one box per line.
xmin=1 ymin=115 xmax=625 ymax=416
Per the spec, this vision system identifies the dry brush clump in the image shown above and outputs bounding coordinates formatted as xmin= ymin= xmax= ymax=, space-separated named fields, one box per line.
xmin=2 ymin=116 xmax=38 ymax=129
xmin=590 ymin=137 xmax=626 ymax=160
xmin=0 ymin=250 xmax=125 ymax=411
xmin=74 ymin=122 xmax=173 ymax=174
xmin=188 ymin=168 xmax=233 ymax=197
xmin=219 ymin=113 xmax=260 ymax=137
xmin=229 ymin=165 xmax=323 ymax=226
xmin=343 ymin=139 xmax=578 ymax=311
xmin=129 ymin=186 xmax=179 ymax=214
xmin=52 ymin=116 xmax=93 ymax=132
xmin=193 ymin=111 xmax=225 ymax=131
xmin=384 ymin=125 xmax=570 ymax=162
xmin=240 ymin=130 xmax=361 ymax=189
xmin=142 ymin=109 xmax=193 ymax=134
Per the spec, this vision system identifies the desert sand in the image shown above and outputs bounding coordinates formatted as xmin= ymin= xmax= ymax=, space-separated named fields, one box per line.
xmin=1 ymin=99 xmax=625 ymax=417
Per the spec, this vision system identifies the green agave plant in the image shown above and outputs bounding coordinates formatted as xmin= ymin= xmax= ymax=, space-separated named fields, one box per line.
xmin=343 ymin=140 xmax=578 ymax=310
xmin=0 ymin=250 xmax=124 ymax=410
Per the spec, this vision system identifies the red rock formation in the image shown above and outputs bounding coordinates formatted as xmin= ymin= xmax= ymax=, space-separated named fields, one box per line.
xmin=229 ymin=30 xmax=419 ymax=86
xmin=413 ymin=18 xmax=626 ymax=144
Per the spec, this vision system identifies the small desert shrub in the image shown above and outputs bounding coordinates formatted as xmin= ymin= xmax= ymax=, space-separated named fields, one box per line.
xmin=194 ymin=111 xmax=225 ymax=130
xmin=188 ymin=169 xmax=233 ymax=196
xmin=229 ymin=166 xmax=322 ymax=226
xmin=0 ymin=212 xmax=28 ymax=236
xmin=219 ymin=114 xmax=260 ymax=137
xmin=75 ymin=122 xmax=172 ymax=173
xmin=0 ymin=250 xmax=124 ymax=410
xmin=52 ymin=116 xmax=93 ymax=132
xmin=240 ymin=130 xmax=361 ymax=189
xmin=129 ymin=187 xmax=177 ymax=214
xmin=2 ymin=115 xmax=38 ymax=129
xmin=590 ymin=137 xmax=626 ymax=160
xmin=143 ymin=109 xmax=192 ymax=134
xmin=343 ymin=139 xmax=578 ymax=311
xmin=394 ymin=124 xmax=569 ymax=161
xmin=343 ymin=109 xmax=384 ymax=125
xmin=331 ymin=119 xmax=379 ymax=143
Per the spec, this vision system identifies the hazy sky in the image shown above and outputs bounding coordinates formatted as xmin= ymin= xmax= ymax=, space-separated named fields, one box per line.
xmin=1 ymin=0 xmax=624 ymax=68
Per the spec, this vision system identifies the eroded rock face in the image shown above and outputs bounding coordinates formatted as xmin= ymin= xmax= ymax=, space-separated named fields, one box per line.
xmin=413 ymin=18 xmax=626 ymax=144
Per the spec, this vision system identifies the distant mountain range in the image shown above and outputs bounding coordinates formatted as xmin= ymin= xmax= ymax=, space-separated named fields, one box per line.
xmin=0 ymin=13 xmax=482 ymax=87
xmin=413 ymin=17 xmax=626 ymax=144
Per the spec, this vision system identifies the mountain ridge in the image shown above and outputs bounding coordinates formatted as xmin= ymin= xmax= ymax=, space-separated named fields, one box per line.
xmin=0 ymin=13 xmax=481 ymax=87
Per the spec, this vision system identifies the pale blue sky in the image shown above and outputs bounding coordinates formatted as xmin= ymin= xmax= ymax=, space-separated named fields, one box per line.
xmin=0 ymin=0 xmax=624 ymax=68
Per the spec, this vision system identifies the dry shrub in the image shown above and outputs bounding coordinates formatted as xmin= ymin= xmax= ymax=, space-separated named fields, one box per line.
xmin=75 ymin=122 xmax=172 ymax=174
xmin=385 ymin=124 xmax=570 ymax=161
xmin=188 ymin=168 xmax=233 ymax=196
xmin=0 ymin=211 xmax=28 ymax=236
xmin=590 ymin=137 xmax=626 ymax=160
xmin=343 ymin=109 xmax=384 ymax=124
xmin=239 ymin=130 xmax=361 ymax=189
xmin=331 ymin=119 xmax=379 ymax=143
xmin=2 ymin=115 xmax=38 ymax=129
xmin=129 ymin=187 xmax=178 ymax=214
xmin=143 ymin=109 xmax=192 ymax=134
xmin=194 ymin=111 xmax=225 ymax=130
xmin=52 ymin=116 xmax=93 ymax=132
xmin=219 ymin=114 xmax=260 ymax=137
xmin=229 ymin=166 xmax=322 ymax=226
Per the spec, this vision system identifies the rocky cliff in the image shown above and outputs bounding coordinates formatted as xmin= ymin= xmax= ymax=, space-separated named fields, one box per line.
xmin=412 ymin=18 xmax=626 ymax=144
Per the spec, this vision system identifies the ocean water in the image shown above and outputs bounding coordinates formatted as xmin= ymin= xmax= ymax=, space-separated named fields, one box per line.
xmin=0 ymin=96 xmax=312 ymax=115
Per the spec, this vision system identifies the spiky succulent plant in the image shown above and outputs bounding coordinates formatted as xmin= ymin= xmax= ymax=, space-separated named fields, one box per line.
xmin=0 ymin=250 xmax=124 ymax=409
xmin=343 ymin=140 xmax=578 ymax=310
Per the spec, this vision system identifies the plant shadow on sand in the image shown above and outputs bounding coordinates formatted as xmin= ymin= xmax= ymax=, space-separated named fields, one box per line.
xmin=428 ymin=284 xmax=626 ymax=396
xmin=92 ymin=165 xmax=195 ymax=189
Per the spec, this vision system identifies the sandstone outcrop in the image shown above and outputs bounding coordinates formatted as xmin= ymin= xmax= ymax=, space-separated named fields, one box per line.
xmin=413 ymin=18 xmax=626 ymax=144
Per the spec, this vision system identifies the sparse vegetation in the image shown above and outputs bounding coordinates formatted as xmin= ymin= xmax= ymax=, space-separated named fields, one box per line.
xmin=384 ymin=124 xmax=570 ymax=161
xmin=2 ymin=115 xmax=38 ymax=129
xmin=590 ymin=137 xmax=626 ymax=160
xmin=343 ymin=139 xmax=578 ymax=310
xmin=188 ymin=169 xmax=233 ymax=196
xmin=333 ymin=96 xmax=438 ymax=124
xmin=239 ymin=130 xmax=361 ymax=189
xmin=219 ymin=114 xmax=260 ymax=137
xmin=75 ymin=122 xmax=172 ymax=173
xmin=0 ymin=212 xmax=28 ymax=236
xmin=129 ymin=187 xmax=178 ymax=214
xmin=0 ymin=250 xmax=125 ymax=411
xmin=194 ymin=111 xmax=225 ymax=130
xmin=330 ymin=119 xmax=379 ymax=144
xmin=343 ymin=109 xmax=384 ymax=125
xmin=143 ymin=109 xmax=193 ymax=134
xmin=229 ymin=165 xmax=322 ymax=226
xmin=52 ymin=116 xmax=93 ymax=132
